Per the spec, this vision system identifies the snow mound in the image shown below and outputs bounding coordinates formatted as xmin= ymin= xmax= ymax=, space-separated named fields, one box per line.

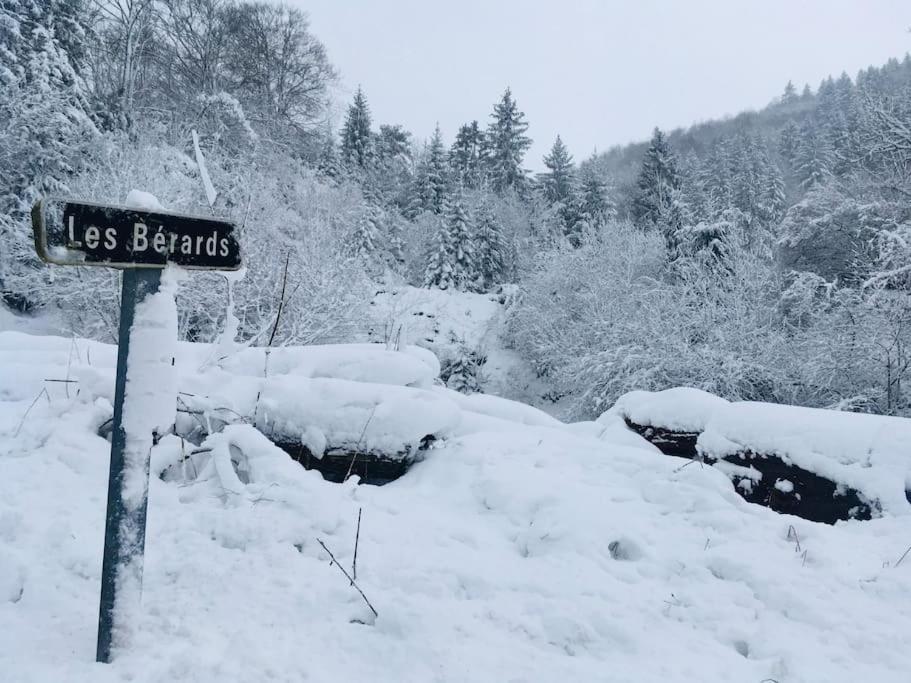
xmin=216 ymin=343 xmax=440 ymax=388
xmin=609 ymin=387 xmax=730 ymax=432
xmin=699 ymin=401 xmax=911 ymax=514
xmin=606 ymin=388 xmax=911 ymax=516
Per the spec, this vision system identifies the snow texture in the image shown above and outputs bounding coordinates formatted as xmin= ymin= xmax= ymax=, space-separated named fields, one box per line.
xmin=1 ymin=332 xmax=911 ymax=682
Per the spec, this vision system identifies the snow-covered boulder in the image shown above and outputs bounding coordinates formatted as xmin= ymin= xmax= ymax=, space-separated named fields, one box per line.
xmin=604 ymin=388 xmax=911 ymax=523
xmin=699 ymin=401 xmax=911 ymax=517
xmin=609 ymin=387 xmax=730 ymax=433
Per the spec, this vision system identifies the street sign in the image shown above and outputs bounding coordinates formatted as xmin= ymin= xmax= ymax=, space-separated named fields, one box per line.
xmin=31 ymin=195 xmax=242 ymax=664
xmin=31 ymin=197 xmax=241 ymax=270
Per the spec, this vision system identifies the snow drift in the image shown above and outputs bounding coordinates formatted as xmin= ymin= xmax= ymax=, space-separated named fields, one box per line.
xmin=1 ymin=330 xmax=911 ymax=682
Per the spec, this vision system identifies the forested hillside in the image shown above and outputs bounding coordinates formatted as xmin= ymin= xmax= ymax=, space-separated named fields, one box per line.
xmin=2 ymin=0 xmax=910 ymax=417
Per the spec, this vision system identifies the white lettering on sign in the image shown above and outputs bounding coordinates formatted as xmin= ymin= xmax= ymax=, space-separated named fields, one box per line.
xmin=61 ymin=217 xmax=234 ymax=262
xmin=68 ymin=215 xmax=82 ymax=247
xmin=133 ymin=222 xmax=148 ymax=252
xmin=153 ymin=231 xmax=167 ymax=254
xmin=85 ymin=225 xmax=100 ymax=249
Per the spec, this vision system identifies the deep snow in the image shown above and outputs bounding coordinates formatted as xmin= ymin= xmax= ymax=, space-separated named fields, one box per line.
xmin=1 ymin=327 xmax=911 ymax=682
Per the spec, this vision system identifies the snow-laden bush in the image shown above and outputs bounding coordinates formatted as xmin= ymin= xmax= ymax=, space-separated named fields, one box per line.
xmin=506 ymin=221 xmax=911 ymax=418
xmin=8 ymin=136 xmax=372 ymax=344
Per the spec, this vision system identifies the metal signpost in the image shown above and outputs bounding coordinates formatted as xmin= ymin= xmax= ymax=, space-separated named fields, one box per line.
xmin=31 ymin=197 xmax=241 ymax=663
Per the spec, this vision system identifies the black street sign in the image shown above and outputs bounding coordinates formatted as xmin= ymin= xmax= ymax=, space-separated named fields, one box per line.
xmin=30 ymin=195 xmax=242 ymax=663
xmin=32 ymin=197 xmax=241 ymax=270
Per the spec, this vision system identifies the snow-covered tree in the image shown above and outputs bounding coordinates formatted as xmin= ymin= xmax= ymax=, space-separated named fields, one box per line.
xmin=794 ymin=120 xmax=833 ymax=190
xmin=473 ymin=194 xmax=510 ymax=289
xmin=350 ymin=204 xmax=382 ymax=258
xmin=631 ymin=128 xmax=681 ymax=230
xmin=781 ymin=80 xmax=798 ymax=105
xmin=409 ymin=124 xmax=449 ymax=216
xmin=0 ymin=0 xmax=97 ymax=213
xmin=449 ymin=120 xmax=485 ymax=187
xmin=424 ymin=193 xmax=475 ymax=291
xmin=539 ymin=135 xmax=575 ymax=205
xmin=444 ymin=345 xmax=484 ymax=394
xmin=485 ymin=88 xmax=532 ymax=194
xmin=340 ymin=86 xmax=372 ymax=168
xmin=317 ymin=128 xmax=343 ymax=180
xmin=576 ymin=163 xmax=615 ymax=229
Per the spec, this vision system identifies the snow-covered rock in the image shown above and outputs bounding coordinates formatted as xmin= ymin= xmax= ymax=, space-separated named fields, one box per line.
xmin=609 ymin=387 xmax=730 ymax=433
xmin=699 ymin=400 xmax=911 ymax=515
xmin=605 ymin=388 xmax=911 ymax=520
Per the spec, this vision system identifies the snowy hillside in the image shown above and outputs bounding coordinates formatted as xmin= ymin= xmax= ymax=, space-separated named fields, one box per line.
xmin=365 ymin=284 xmax=551 ymax=407
xmin=2 ymin=328 xmax=911 ymax=682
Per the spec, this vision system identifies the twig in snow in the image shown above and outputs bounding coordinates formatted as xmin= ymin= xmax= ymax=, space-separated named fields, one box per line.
xmin=673 ymin=455 xmax=703 ymax=473
xmin=254 ymin=251 xmax=292 ymax=426
xmin=13 ymin=388 xmax=50 ymax=438
xmin=266 ymin=251 xmax=292 ymax=349
xmin=352 ymin=507 xmax=362 ymax=583
xmin=65 ymin=335 xmax=78 ymax=399
xmin=894 ymin=544 xmax=911 ymax=568
xmin=316 ymin=538 xmax=378 ymax=618
xmin=786 ymin=525 xmax=801 ymax=553
xmin=344 ymin=408 xmax=377 ymax=482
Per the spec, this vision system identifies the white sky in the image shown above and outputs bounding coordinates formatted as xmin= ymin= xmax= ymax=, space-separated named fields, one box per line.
xmin=296 ymin=0 xmax=911 ymax=170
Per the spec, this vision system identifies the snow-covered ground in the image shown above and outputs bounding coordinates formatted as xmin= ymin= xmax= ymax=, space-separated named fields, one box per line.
xmin=366 ymin=285 xmax=554 ymax=408
xmin=2 ymin=324 xmax=911 ymax=682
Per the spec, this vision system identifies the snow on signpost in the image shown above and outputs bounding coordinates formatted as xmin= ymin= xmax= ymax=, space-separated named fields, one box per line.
xmin=31 ymin=192 xmax=241 ymax=663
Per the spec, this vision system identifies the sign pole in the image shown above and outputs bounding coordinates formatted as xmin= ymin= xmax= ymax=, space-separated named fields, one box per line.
xmin=31 ymin=195 xmax=240 ymax=663
xmin=96 ymin=268 xmax=162 ymax=664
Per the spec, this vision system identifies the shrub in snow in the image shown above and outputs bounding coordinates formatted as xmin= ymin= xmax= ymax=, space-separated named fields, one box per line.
xmin=506 ymin=220 xmax=911 ymax=418
xmin=10 ymin=140 xmax=371 ymax=346
xmin=442 ymin=347 xmax=485 ymax=394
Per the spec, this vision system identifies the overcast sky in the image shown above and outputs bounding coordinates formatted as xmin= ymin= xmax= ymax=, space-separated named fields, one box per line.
xmin=296 ymin=0 xmax=911 ymax=170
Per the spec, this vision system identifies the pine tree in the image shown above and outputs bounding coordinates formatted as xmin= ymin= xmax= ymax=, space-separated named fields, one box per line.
xmin=424 ymin=215 xmax=454 ymax=289
xmin=317 ymin=129 xmax=343 ymax=180
xmin=409 ymin=124 xmax=450 ymax=216
xmin=539 ymin=135 xmax=575 ymax=205
xmin=424 ymin=193 xmax=475 ymax=291
xmin=449 ymin=121 xmax=485 ymax=187
xmin=577 ymin=164 xmax=615 ymax=228
xmin=445 ymin=348 xmax=482 ymax=394
xmin=794 ymin=120 xmax=832 ymax=189
xmin=632 ymin=128 xmax=681 ymax=230
xmin=778 ymin=120 xmax=801 ymax=169
xmin=350 ymin=204 xmax=382 ymax=258
xmin=371 ymin=123 xmax=413 ymax=209
xmin=781 ymin=80 xmax=798 ymax=105
xmin=473 ymin=194 xmax=509 ymax=289
xmin=485 ymin=88 xmax=532 ymax=194
xmin=660 ymin=189 xmax=690 ymax=264
xmin=340 ymin=86 xmax=372 ymax=168
xmin=375 ymin=124 xmax=411 ymax=166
